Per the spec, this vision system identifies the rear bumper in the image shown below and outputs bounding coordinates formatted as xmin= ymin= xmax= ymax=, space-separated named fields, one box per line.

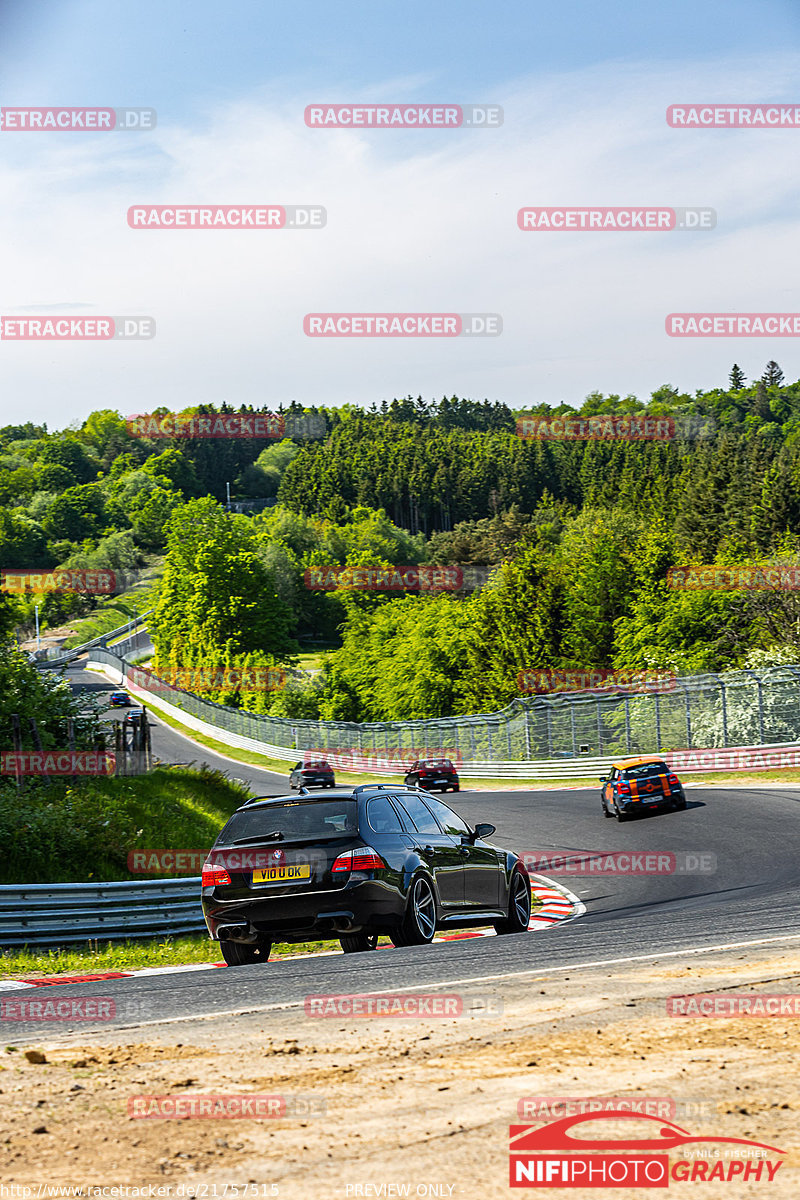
xmin=202 ymin=878 xmax=404 ymax=942
xmin=620 ymin=791 xmax=683 ymax=812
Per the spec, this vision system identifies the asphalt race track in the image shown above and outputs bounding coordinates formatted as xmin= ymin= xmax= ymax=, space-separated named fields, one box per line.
xmin=23 ymin=658 xmax=799 ymax=1043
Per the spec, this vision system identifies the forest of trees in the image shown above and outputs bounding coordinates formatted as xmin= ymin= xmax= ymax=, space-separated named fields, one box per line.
xmin=3 ymin=364 xmax=800 ymax=721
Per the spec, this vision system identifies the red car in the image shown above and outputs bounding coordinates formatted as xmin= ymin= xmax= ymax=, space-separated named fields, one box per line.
xmin=404 ymin=759 xmax=460 ymax=793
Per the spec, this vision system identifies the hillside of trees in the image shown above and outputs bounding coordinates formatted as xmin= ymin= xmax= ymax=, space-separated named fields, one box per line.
xmin=3 ymin=364 xmax=800 ymax=720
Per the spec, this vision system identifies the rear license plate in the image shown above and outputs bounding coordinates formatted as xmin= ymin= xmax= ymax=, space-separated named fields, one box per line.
xmin=252 ymin=864 xmax=310 ymax=883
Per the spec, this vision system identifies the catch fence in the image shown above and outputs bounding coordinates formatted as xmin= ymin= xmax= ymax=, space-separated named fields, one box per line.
xmin=88 ymin=640 xmax=800 ymax=762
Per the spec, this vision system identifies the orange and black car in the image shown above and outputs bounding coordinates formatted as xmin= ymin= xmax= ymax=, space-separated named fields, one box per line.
xmin=599 ymin=756 xmax=686 ymax=821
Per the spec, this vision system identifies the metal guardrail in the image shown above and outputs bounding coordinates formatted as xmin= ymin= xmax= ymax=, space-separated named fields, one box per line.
xmin=34 ymin=611 xmax=154 ymax=669
xmin=0 ymin=878 xmax=205 ymax=947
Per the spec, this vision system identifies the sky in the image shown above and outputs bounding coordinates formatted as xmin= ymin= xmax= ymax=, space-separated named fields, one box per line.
xmin=2 ymin=0 xmax=800 ymax=429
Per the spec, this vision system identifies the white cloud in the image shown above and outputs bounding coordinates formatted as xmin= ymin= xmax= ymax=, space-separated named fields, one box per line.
xmin=2 ymin=52 xmax=800 ymax=428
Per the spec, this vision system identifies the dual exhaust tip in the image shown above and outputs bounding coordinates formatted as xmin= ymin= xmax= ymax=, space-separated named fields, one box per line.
xmin=217 ymin=910 xmax=357 ymax=943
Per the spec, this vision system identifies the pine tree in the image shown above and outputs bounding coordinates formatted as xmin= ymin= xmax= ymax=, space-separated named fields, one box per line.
xmin=762 ymin=361 xmax=784 ymax=387
xmin=729 ymin=364 xmax=746 ymax=390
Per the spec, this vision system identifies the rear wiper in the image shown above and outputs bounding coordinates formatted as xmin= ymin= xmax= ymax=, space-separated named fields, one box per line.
xmin=232 ymin=831 xmax=284 ymax=843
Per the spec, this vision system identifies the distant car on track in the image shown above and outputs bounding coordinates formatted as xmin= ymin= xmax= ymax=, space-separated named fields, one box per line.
xmin=109 ymin=690 xmax=130 ymax=707
xmin=600 ymin=756 xmax=686 ymax=821
xmin=289 ymin=760 xmax=336 ymax=789
xmin=403 ymin=758 xmax=460 ymax=792
xmin=201 ymin=783 xmax=531 ymax=965
xmin=124 ymin=705 xmax=146 ymax=724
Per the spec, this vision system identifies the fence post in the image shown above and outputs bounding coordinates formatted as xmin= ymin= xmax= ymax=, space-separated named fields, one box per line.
xmin=545 ymin=705 xmax=553 ymax=758
xmin=67 ymin=717 xmax=76 ymax=784
xmin=524 ymin=707 xmax=531 ymax=760
xmin=654 ymin=693 xmax=662 ymax=751
xmin=11 ymin=713 xmax=22 ymax=791
xmin=596 ymin=701 xmax=603 ymax=755
xmin=757 ymin=679 xmax=765 ymax=745
xmin=624 ymin=697 xmax=632 ymax=754
xmin=720 ymin=681 xmax=728 ymax=747
xmin=684 ymin=689 xmax=692 ymax=747
xmin=570 ymin=703 xmax=577 ymax=757
xmin=29 ymin=718 xmax=51 ymax=787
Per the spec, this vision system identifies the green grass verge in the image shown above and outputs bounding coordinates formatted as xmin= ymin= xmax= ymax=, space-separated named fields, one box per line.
xmin=61 ymin=562 xmax=162 ymax=648
xmin=0 ymin=933 xmax=343 ymax=977
xmin=0 ymin=896 xmax=545 ymax=977
xmin=0 ymin=766 xmax=250 ymax=884
xmin=62 ymin=594 xmax=154 ymax=648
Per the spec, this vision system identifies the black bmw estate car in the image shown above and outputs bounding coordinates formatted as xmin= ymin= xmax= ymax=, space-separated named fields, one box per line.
xmin=201 ymin=784 xmax=531 ymax=965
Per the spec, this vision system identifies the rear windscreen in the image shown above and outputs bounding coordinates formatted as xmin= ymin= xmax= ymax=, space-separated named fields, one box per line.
xmin=302 ymin=761 xmax=330 ymax=770
xmin=217 ymin=800 xmax=357 ymax=843
xmin=421 ymin=759 xmax=453 ymax=769
xmin=623 ymin=762 xmax=669 ymax=780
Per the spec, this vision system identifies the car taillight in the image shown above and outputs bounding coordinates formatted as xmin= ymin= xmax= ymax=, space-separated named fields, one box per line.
xmin=617 ymin=782 xmax=631 ymax=794
xmin=667 ymin=774 xmax=680 ymax=785
xmin=201 ymin=864 xmax=232 ymax=887
xmin=331 ymin=847 xmax=386 ymax=873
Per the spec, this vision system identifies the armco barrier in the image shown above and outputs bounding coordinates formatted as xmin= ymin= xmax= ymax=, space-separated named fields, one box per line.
xmin=35 ymin=610 xmax=153 ymax=669
xmin=0 ymin=878 xmax=205 ymax=947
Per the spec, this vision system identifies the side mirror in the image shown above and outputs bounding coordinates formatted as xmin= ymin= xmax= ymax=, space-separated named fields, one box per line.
xmin=599 ymin=776 xmax=607 ymax=782
xmin=472 ymin=822 xmax=496 ymax=842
